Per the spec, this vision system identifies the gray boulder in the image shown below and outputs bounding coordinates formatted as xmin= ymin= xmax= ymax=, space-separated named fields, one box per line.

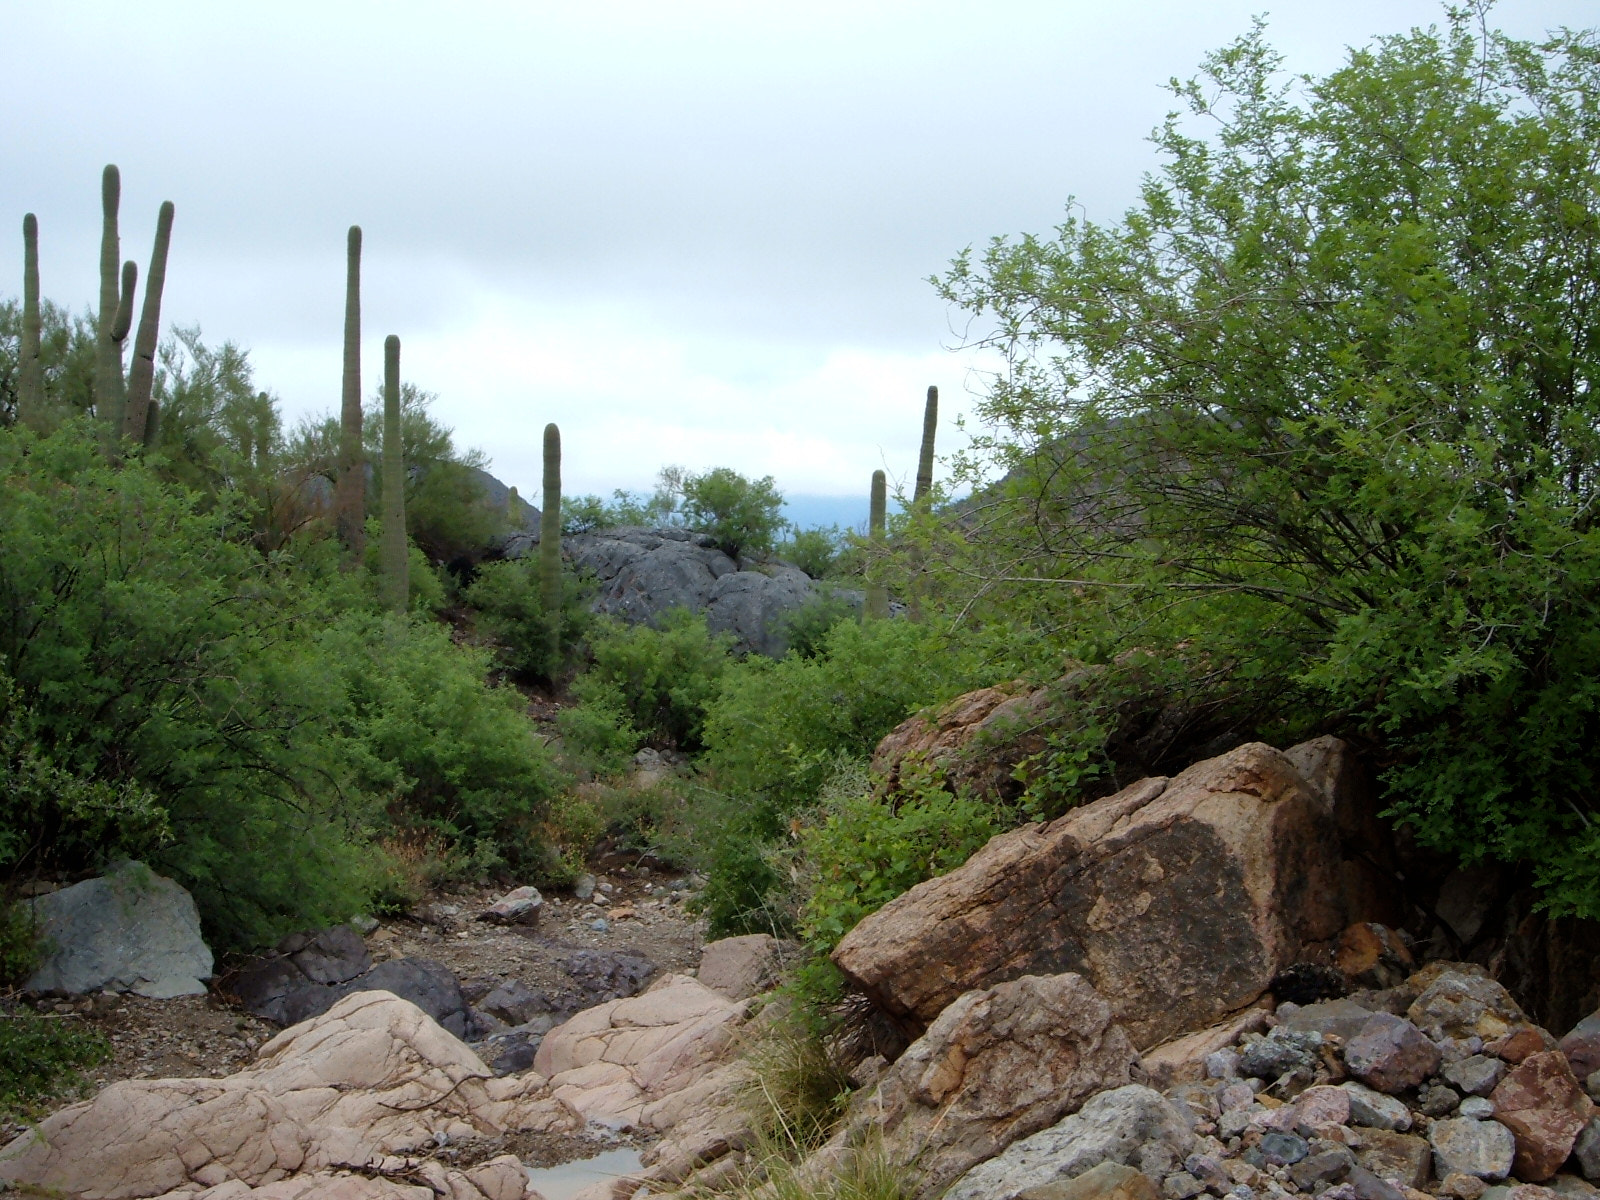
xmin=230 ymin=925 xmax=373 ymax=1023
xmin=509 ymin=525 xmax=828 ymax=657
xmin=946 ymin=1085 xmax=1196 ymax=1200
xmin=25 ymin=861 xmax=212 ymax=998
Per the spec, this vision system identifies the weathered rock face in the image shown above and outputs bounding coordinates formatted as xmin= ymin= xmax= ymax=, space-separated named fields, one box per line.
xmin=800 ymin=973 xmax=1140 ymax=1200
xmin=1491 ymin=1050 xmax=1596 ymax=1181
xmin=0 ymin=991 xmax=576 ymax=1200
xmin=943 ymin=1084 xmax=1195 ymax=1200
xmin=25 ymin=861 xmax=213 ymax=998
xmin=696 ymin=934 xmax=792 ymax=1001
xmin=833 ymin=740 xmax=1393 ymax=1048
xmin=506 ymin=526 xmax=825 ymax=657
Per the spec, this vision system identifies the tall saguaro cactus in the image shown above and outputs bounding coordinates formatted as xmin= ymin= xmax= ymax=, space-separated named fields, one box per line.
xmin=381 ymin=335 xmax=408 ymax=614
xmin=914 ymin=385 xmax=938 ymax=505
xmin=96 ymin=165 xmax=136 ymax=435
xmin=541 ymin=423 xmax=563 ymax=668
xmin=18 ymin=214 xmax=45 ymax=431
xmin=335 ymin=226 xmax=366 ymax=566
xmin=124 ymin=201 xmax=175 ymax=444
xmin=866 ymin=469 xmax=889 ymax=619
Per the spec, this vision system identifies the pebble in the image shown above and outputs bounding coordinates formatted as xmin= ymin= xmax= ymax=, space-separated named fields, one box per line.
xmin=1261 ymin=1131 xmax=1310 ymax=1166
xmin=1460 ymin=1097 xmax=1496 ymax=1120
xmin=590 ymin=918 xmax=610 ymax=932
xmin=1420 ymin=1083 xmax=1463 ymax=1116
xmin=1447 ymin=1056 xmax=1509 ymax=1097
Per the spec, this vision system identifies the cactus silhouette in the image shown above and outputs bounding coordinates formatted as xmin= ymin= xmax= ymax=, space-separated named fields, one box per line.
xmin=866 ymin=469 xmax=889 ymax=619
xmin=541 ymin=423 xmax=563 ymax=667
xmin=381 ymin=335 xmax=408 ymax=613
xmin=96 ymin=165 xmax=133 ymax=436
xmin=18 ymin=214 xmax=45 ymax=431
xmin=335 ymin=226 xmax=366 ymax=565
xmin=124 ymin=200 xmax=175 ymax=444
xmin=914 ymin=385 xmax=938 ymax=505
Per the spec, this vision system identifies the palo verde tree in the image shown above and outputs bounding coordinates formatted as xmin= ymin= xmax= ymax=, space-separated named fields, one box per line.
xmin=936 ymin=8 xmax=1600 ymax=913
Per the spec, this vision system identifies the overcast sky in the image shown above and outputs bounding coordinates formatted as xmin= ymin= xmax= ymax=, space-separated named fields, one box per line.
xmin=3 ymin=1 xmax=1593 ymax=510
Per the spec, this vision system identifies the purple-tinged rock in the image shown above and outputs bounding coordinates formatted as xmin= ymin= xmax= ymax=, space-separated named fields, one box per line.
xmin=1345 ymin=1013 xmax=1442 ymax=1094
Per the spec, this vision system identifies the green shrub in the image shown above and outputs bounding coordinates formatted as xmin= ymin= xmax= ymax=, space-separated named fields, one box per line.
xmin=466 ymin=557 xmax=592 ymax=678
xmin=555 ymin=685 xmax=643 ymax=776
xmin=796 ymin=761 xmax=1006 ymax=952
xmin=702 ymin=619 xmax=979 ymax=813
xmin=681 ymin=467 xmax=784 ymax=559
xmin=779 ymin=524 xmax=846 ymax=580
xmin=573 ymin=610 xmax=735 ymax=750
xmin=0 ymin=1012 xmax=110 ymax=1120
xmin=0 ymin=903 xmax=40 ymax=986
xmin=778 ymin=589 xmax=861 ymax=660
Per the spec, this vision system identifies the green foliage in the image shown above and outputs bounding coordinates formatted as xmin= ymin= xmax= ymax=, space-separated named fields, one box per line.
xmin=778 ymin=524 xmax=847 ymax=580
xmin=0 ymin=1012 xmax=110 ymax=1120
xmin=702 ymin=618 xmax=978 ymax=813
xmin=0 ymin=420 xmax=561 ymax=949
xmin=741 ymin=1010 xmax=854 ymax=1155
xmin=564 ymin=466 xmax=687 ymax=533
xmin=573 ymin=609 xmax=735 ymax=750
xmin=796 ymin=760 xmax=1005 ymax=953
xmin=681 ymin=467 xmax=784 ymax=559
xmin=467 ymin=558 xmax=592 ymax=678
xmin=0 ymin=903 xmax=40 ymax=986
xmin=778 ymin=588 xmax=861 ymax=660
xmin=933 ymin=12 xmax=1600 ymax=914
xmin=555 ymin=686 xmax=643 ymax=776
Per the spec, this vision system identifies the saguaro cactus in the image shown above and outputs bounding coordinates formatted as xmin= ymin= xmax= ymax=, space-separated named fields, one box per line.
xmin=866 ymin=469 xmax=889 ymax=619
xmin=18 ymin=214 xmax=45 ymax=431
xmin=124 ymin=200 xmax=175 ymax=444
xmin=540 ymin=423 xmax=563 ymax=668
xmin=335 ymin=226 xmax=366 ymax=566
xmin=381 ymin=335 xmax=408 ymax=613
xmin=914 ymin=385 xmax=938 ymax=505
xmin=96 ymin=165 xmax=135 ymax=434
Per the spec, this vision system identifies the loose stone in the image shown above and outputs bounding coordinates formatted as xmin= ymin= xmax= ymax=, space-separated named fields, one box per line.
xmin=1429 ymin=1117 xmax=1517 ymax=1181
xmin=1460 ymin=1098 xmax=1496 ymax=1120
xmin=1420 ymin=1084 xmax=1463 ymax=1117
xmin=1261 ymin=1132 xmax=1311 ymax=1167
xmin=1342 ymin=1082 xmax=1414 ymax=1132
xmin=1447 ymin=1057 xmax=1509 ymax=1097
xmin=1346 ymin=1015 xmax=1443 ymax=1095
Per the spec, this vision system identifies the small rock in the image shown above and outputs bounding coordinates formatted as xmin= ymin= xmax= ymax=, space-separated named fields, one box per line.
xmin=1482 ymin=1187 xmax=1563 ymax=1200
xmin=1356 ymin=1130 xmax=1432 ymax=1190
xmin=1491 ymin=1050 xmax=1596 ymax=1181
xmin=1294 ymin=1085 xmax=1353 ymax=1130
xmin=1428 ymin=1117 xmax=1516 ymax=1181
xmin=1342 ymin=1082 xmax=1414 ymax=1131
xmin=1208 ymin=1050 xmax=1243 ymax=1080
xmin=573 ymin=874 xmax=597 ymax=901
xmin=479 ymin=885 xmax=543 ymax=926
xmin=1345 ymin=1014 xmax=1442 ymax=1094
xmin=590 ymin=918 xmax=610 ymax=932
xmin=1571 ymin=1118 xmax=1600 ymax=1181
xmin=1548 ymin=1177 xmax=1600 ymax=1200
xmin=1242 ymin=1029 xmax=1326 ymax=1080
xmin=1446 ymin=1056 xmax=1508 ymax=1097
xmin=350 ymin=915 xmax=379 ymax=935
xmin=1337 ymin=924 xmax=1416 ymax=991
xmin=1460 ymin=1097 xmax=1496 ymax=1120
xmin=1442 ymin=1172 xmax=1490 ymax=1200
xmin=1186 ymin=1155 xmax=1231 ymax=1192
xmin=1223 ymin=1083 xmax=1259 ymax=1113
xmin=1220 ymin=1110 xmax=1255 ymax=1139
xmin=1409 ymin=971 xmax=1529 ymax=1044
xmin=1260 ymin=1131 xmax=1310 ymax=1167
xmin=1420 ymin=1084 xmax=1463 ymax=1117
xmin=1164 ymin=1171 xmax=1205 ymax=1199
xmin=1285 ymin=999 xmax=1381 ymax=1044
xmin=1291 ymin=1142 xmax=1356 ymax=1189
xmin=477 ymin=979 xmax=553 ymax=1026
xmin=1588 ymin=1072 xmax=1600 ymax=1103
xmin=1346 ymin=1165 xmax=1409 ymax=1200
xmin=1488 ymin=1029 xmax=1558 ymax=1065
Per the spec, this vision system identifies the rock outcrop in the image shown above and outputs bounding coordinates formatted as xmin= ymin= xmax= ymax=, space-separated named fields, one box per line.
xmin=832 ymin=740 xmax=1395 ymax=1049
xmin=25 ymin=860 xmax=213 ymax=998
xmin=0 ymin=991 xmax=576 ymax=1200
xmin=505 ymin=526 xmax=822 ymax=657
xmin=799 ymin=972 xmax=1140 ymax=1200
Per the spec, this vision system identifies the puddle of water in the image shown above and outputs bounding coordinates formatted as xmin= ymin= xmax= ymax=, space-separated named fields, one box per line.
xmin=525 ymin=1147 xmax=644 ymax=1200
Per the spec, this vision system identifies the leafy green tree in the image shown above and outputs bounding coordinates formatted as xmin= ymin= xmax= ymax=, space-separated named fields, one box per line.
xmin=681 ymin=466 xmax=784 ymax=558
xmin=778 ymin=523 xmax=846 ymax=579
xmin=934 ymin=10 xmax=1600 ymax=913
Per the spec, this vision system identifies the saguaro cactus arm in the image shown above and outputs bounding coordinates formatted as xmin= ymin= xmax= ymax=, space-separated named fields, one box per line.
xmin=540 ymin=423 xmax=563 ymax=669
xmin=335 ymin=225 xmax=366 ymax=565
xmin=914 ymin=385 xmax=938 ymax=505
xmin=381 ymin=334 xmax=408 ymax=613
xmin=96 ymin=165 xmax=128 ymax=433
xmin=866 ymin=468 xmax=889 ymax=620
xmin=18 ymin=214 xmax=45 ymax=431
xmin=124 ymin=200 xmax=175 ymax=443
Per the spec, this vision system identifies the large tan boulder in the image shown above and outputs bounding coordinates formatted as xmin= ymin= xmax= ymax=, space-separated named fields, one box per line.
xmin=0 ymin=991 xmax=576 ymax=1200
xmin=533 ymin=973 xmax=749 ymax=1130
xmin=796 ymin=972 xmax=1139 ymax=1200
xmin=833 ymin=740 xmax=1392 ymax=1048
